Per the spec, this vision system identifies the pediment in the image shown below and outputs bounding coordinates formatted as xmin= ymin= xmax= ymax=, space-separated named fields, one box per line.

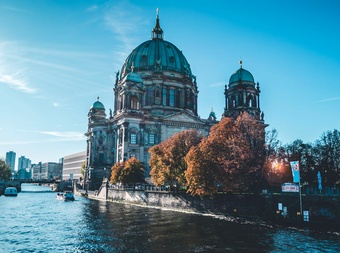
xmin=163 ymin=111 xmax=205 ymax=124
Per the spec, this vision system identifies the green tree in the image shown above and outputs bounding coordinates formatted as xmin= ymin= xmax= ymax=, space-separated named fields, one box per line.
xmin=0 ymin=159 xmax=12 ymax=181
xmin=149 ymin=129 xmax=203 ymax=188
xmin=275 ymin=129 xmax=340 ymax=187
xmin=314 ymin=129 xmax=340 ymax=186
xmin=284 ymin=139 xmax=316 ymax=185
xmin=262 ymin=129 xmax=291 ymax=187
xmin=110 ymin=157 xmax=145 ymax=186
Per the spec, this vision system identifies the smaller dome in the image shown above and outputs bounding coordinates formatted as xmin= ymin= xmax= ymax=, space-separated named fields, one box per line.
xmin=229 ymin=67 xmax=254 ymax=84
xmin=91 ymin=97 xmax=105 ymax=110
xmin=126 ymin=72 xmax=143 ymax=83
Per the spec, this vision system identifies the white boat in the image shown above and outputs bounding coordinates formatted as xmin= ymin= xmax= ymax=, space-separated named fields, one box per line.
xmin=4 ymin=187 xmax=18 ymax=196
xmin=56 ymin=191 xmax=75 ymax=201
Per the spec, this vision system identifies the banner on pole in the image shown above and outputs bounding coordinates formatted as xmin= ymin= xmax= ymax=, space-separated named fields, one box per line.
xmin=290 ymin=161 xmax=300 ymax=183
xmin=317 ymin=171 xmax=322 ymax=190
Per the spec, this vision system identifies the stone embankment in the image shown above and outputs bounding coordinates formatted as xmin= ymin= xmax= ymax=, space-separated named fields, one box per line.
xmin=76 ymin=180 xmax=340 ymax=229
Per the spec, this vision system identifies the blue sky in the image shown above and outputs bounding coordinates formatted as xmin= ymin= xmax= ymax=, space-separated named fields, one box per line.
xmin=1 ymin=0 xmax=340 ymax=167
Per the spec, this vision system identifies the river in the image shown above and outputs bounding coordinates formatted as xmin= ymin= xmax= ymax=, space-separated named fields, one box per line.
xmin=0 ymin=184 xmax=339 ymax=253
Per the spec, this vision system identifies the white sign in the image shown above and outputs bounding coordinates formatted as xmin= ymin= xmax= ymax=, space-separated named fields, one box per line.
xmin=282 ymin=183 xmax=299 ymax=192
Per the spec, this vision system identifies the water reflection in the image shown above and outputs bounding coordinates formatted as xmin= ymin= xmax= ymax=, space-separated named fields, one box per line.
xmin=0 ymin=184 xmax=339 ymax=253
xmin=80 ymin=200 xmax=280 ymax=252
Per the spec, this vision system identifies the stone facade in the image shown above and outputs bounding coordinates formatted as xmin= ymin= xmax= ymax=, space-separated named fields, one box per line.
xmin=85 ymin=13 xmax=265 ymax=190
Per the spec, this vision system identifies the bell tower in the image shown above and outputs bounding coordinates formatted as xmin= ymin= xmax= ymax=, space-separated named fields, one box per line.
xmin=224 ymin=61 xmax=264 ymax=122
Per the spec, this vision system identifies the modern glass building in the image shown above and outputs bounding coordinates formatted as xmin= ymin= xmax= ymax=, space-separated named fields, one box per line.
xmin=5 ymin=151 xmax=16 ymax=174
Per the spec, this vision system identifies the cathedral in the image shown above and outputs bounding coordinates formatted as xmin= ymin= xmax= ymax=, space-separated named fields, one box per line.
xmin=85 ymin=12 xmax=264 ymax=189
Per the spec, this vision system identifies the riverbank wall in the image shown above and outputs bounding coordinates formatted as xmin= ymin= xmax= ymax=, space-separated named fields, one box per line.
xmin=78 ymin=181 xmax=340 ymax=228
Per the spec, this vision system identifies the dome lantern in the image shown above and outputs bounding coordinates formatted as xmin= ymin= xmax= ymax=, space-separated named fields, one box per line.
xmin=229 ymin=61 xmax=255 ymax=84
xmin=152 ymin=8 xmax=163 ymax=40
xmin=91 ymin=97 xmax=105 ymax=110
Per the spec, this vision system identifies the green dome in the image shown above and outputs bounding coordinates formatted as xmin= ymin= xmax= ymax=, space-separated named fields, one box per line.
xmin=126 ymin=71 xmax=143 ymax=83
xmin=120 ymin=13 xmax=192 ymax=79
xmin=91 ymin=99 xmax=105 ymax=110
xmin=229 ymin=67 xmax=254 ymax=84
xmin=121 ymin=40 xmax=192 ymax=78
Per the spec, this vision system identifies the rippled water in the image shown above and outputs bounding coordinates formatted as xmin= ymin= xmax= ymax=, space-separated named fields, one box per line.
xmin=0 ymin=184 xmax=339 ymax=252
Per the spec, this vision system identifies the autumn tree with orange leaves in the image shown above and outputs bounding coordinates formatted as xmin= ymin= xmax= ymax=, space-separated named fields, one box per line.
xmin=149 ymin=129 xmax=203 ymax=189
xmin=185 ymin=113 xmax=266 ymax=196
xmin=110 ymin=157 xmax=145 ymax=186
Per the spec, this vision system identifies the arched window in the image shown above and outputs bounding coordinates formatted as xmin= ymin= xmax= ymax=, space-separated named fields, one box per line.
xmin=154 ymin=87 xmax=161 ymax=105
xmin=247 ymin=94 xmax=254 ymax=107
xmin=149 ymin=132 xmax=155 ymax=145
xmin=130 ymin=95 xmax=139 ymax=109
xmin=177 ymin=90 xmax=181 ymax=107
xmin=130 ymin=133 xmax=137 ymax=144
xmin=162 ymin=88 xmax=167 ymax=106
xmin=148 ymin=88 xmax=153 ymax=105
xmin=129 ymin=128 xmax=139 ymax=144
xmin=231 ymin=95 xmax=236 ymax=107
xmin=238 ymin=93 xmax=243 ymax=106
xmin=155 ymin=88 xmax=161 ymax=98
xmin=169 ymin=89 xmax=175 ymax=106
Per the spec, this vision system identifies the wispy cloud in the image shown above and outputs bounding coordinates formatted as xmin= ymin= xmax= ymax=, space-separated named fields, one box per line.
xmin=23 ymin=47 xmax=110 ymax=60
xmin=87 ymin=5 xmax=98 ymax=12
xmin=0 ymin=41 xmax=37 ymax=93
xmin=0 ymin=70 xmax=36 ymax=93
xmin=209 ymin=82 xmax=226 ymax=87
xmin=317 ymin=96 xmax=340 ymax=102
xmin=9 ymin=55 xmax=84 ymax=74
xmin=39 ymin=131 xmax=85 ymax=140
xmin=0 ymin=5 xmax=28 ymax=13
xmin=0 ymin=42 xmax=113 ymax=103
xmin=103 ymin=2 xmax=148 ymax=63
xmin=0 ymin=131 xmax=86 ymax=145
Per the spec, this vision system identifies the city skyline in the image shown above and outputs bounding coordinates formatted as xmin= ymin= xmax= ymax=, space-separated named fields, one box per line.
xmin=1 ymin=0 xmax=340 ymax=164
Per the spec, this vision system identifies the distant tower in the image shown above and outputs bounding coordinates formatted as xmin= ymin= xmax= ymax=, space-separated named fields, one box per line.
xmin=224 ymin=61 xmax=264 ymax=122
xmin=5 ymin=151 xmax=16 ymax=173
xmin=18 ymin=156 xmax=31 ymax=179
